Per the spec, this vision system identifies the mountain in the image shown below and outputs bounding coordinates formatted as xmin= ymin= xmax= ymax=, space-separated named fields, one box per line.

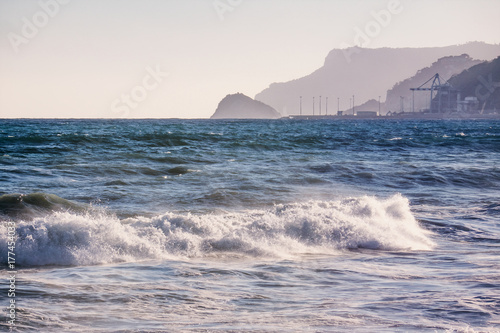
xmin=384 ymin=54 xmax=482 ymax=114
xmin=211 ymin=93 xmax=281 ymax=119
xmin=449 ymin=56 xmax=500 ymax=111
xmin=255 ymin=42 xmax=500 ymax=116
xmin=356 ymin=99 xmax=382 ymax=114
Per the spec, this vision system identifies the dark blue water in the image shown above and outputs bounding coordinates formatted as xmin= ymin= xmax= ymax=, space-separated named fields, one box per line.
xmin=1 ymin=119 xmax=499 ymax=332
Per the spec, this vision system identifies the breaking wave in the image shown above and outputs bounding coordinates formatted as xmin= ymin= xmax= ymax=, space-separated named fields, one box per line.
xmin=0 ymin=194 xmax=435 ymax=266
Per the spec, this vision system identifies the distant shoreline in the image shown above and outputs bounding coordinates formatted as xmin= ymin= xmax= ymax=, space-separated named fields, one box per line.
xmin=284 ymin=113 xmax=500 ymax=120
xmin=1 ymin=115 xmax=500 ymax=121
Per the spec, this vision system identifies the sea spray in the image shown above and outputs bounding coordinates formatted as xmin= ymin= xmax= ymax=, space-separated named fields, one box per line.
xmin=0 ymin=194 xmax=434 ymax=266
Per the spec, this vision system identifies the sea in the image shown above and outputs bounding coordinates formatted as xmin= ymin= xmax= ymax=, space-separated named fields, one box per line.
xmin=0 ymin=119 xmax=499 ymax=332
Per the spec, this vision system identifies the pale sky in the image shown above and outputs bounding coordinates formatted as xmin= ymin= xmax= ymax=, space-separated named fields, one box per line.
xmin=1 ymin=0 xmax=499 ymax=118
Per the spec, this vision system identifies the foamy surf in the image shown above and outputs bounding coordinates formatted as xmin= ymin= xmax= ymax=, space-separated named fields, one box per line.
xmin=0 ymin=194 xmax=434 ymax=266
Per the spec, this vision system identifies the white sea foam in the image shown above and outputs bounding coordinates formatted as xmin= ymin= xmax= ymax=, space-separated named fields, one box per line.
xmin=0 ymin=194 xmax=435 ymax=266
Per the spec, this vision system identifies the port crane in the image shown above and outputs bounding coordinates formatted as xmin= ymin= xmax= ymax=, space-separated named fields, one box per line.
xmin=410 ymin=73 xmax=458 ymax=113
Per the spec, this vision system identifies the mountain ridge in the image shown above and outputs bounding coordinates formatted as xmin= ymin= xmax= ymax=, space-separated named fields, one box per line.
xmin=255 ymin=42 xmax=500 ymax=116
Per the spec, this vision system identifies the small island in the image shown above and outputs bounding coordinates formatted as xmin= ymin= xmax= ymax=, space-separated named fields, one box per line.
xmin=211 ymin=93 xmax=281 ymax=119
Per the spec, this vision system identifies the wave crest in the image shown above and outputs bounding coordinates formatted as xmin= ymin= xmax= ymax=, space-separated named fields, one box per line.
xmin=0 ymin=193 xmax=87 ymax=219
xmin=0 ymin=194 xmax=435 ymax=266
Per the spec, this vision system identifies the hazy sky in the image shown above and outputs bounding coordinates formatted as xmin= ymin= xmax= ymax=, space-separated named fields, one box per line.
xmin=1 ymin=0 xmax=499 ymax=118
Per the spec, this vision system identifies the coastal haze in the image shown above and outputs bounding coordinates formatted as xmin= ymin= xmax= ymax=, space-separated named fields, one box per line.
xmin=1 ymin=0 xmax=500 ymax=118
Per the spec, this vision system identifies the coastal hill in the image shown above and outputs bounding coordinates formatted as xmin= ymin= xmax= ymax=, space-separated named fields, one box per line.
xmin=211 ymin=93 xmax=281 ymax=119
xmin=449 ymin=56 xmax=500 ymax=110
xmin=255 ymin=42 xmax=500 ymax=116
xmin=354 ymin=99 xmax=381 ymax=114
xmin=384 ymin=54 xmax=482 ymax=114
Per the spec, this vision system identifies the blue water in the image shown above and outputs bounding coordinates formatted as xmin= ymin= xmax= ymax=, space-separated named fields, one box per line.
xmin=1 ymin=119 xmax=499 ymax=332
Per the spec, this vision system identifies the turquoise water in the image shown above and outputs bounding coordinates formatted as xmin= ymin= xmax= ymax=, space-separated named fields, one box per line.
xmin=1 ymin=119 xmax=499 ymax=332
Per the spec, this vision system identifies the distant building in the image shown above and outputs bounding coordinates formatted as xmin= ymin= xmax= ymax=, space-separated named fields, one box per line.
xmin=457 ymin=96 xmax=479 ymax=113
xmin=356 ymin=111 xmax=378 ymax=117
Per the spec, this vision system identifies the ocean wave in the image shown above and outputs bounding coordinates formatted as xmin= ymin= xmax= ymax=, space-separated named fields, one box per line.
xmin=0 ymin=193 xmax=87 ymax=220
xmin=0 ymin=194 xmax=435 ymax=266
